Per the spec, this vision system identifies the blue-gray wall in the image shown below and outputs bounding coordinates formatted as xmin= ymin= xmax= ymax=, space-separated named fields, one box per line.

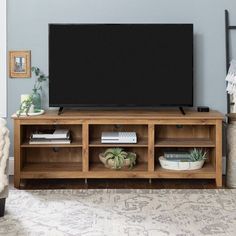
xmin=7 ymin=0 xmax=236 ymax=156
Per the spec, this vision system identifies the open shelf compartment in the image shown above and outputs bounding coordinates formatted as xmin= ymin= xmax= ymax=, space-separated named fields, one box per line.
xmin=155 ymin=147 xmax=216 ymax=179
xmin=155 ymin=124 xmax=215 ymax=147
xmin=21 ymin=124 xmax=83 ymax=147
xmin=21 ymin=147 xmax=83 ymax=178
xmin=89 ymin=124 xmax=148 ymax=147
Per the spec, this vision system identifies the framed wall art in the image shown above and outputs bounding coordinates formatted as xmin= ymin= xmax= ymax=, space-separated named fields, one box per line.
xmin=9 ymin=50 xmax=31 ymax=78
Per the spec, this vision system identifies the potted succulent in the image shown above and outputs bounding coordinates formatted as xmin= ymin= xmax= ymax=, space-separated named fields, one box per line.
xmin=99 ymin=148 xmax=136 ymax=169
xmin=17 ymin=95 xmax=34 ymax=117
xmin=159 ymin=148 xmax=207 ymax=171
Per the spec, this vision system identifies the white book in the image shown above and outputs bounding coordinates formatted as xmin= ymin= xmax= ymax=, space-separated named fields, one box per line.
xmin=29 ymin=139 xmax=71 ymax=145
xmin=32 ymin=129 xmax=70 ymax=139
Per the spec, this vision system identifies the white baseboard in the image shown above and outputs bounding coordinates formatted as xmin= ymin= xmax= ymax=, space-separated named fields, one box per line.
xmin=9 ymin=156 xmax=14 ymax=176
xmin=8 ymin=156 xmax=227 ymax=176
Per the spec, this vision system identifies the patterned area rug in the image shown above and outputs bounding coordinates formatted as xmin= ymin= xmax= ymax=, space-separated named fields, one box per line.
xmin=0 ymin=189 xmax=236 ymax=236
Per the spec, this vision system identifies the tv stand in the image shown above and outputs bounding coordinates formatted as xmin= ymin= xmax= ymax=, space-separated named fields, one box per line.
xmin=58 ymin=107 xmax=64 ymax=115
xmin=179 ymin=107 xmax=186 ymax=115
xmin=12 ymin=109 xmax=224 ymax=188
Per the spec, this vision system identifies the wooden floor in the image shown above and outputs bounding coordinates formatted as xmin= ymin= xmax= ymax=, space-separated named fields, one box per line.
xmin=9 ymin=176 xmax=226 ymax=189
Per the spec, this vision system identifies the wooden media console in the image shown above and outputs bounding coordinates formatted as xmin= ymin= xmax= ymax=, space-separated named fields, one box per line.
xmin=12 ymin=109 xmax=224 ymax=188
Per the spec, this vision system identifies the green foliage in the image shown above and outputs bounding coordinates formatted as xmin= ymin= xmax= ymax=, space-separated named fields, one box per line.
xmin=126 ymin=152 xmax=137 ymax=168
xmin=17 ymin=96 xmax=33 ymax=117
xmin=103 ymin=148 xmax=136 ymax=169
xmin=31 ymin=67 xmax=48 ymax=92
xmin=17 ymin=66 xmax=48 ymax=117
xmin=190 ymin=148 xmax=207 ymax=162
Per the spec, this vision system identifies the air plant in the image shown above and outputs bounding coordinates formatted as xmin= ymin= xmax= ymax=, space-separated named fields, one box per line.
xmin=103 ymin=148 xmax=136 ymax=169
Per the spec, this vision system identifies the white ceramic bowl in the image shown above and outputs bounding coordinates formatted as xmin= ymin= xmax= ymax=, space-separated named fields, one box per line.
xmin=159 ymin=156 xmax=205 ymax=171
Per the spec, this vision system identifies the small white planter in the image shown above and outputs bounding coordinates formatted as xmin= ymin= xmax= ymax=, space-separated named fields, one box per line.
xmin=159 ymin=156 xmax=205 ymax=171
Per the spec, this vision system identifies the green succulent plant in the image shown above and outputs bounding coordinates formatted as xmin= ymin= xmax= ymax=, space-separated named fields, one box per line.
xmin=17 ymin=95 xmax=33 ymax=117
xmin=190 ymin=148 xmax=207 ymax=162
xmin=103 ymin=148 xmax=136 ymax=169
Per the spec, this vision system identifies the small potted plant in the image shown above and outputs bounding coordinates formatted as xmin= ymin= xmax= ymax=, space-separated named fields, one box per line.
xmin=159 ymin=148 xmax=207 ymax=171
xmin=17 ymin=95 xmax=34 ymax=117
xmin=99 ymin=148 xmax=136 ymax=169
xmin=17 ymin=67 xmax=48 ymax=117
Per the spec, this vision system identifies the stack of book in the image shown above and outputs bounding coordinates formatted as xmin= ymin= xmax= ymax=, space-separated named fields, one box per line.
xmin=163 ymin=151 xmax=192 ymax=162
xmin=29 ymin=129 xmax=71 ymax=144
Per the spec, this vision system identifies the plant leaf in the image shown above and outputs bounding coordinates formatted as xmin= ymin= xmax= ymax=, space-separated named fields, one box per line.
xmin=104 ymin=153 xmax=114 ymax=160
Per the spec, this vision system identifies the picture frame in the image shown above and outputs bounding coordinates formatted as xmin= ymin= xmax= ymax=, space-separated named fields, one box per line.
xmin=9 ymin=50 xmax=31 ymax=78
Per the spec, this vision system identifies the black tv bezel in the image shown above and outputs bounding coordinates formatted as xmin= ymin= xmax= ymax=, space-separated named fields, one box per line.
xmin=49 ymin=23 xmax=194 ymax=109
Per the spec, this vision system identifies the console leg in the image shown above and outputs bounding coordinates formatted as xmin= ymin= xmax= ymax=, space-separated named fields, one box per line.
xmin=149 ymin=179 xmax=152 ymax=184
xmin=20 ymin=180 xmax=26 ymax=189
xmin=14 ymin=176 xmax=20 ymax=189
xmin=0 ymin=198 xmax=6 ymax=217
xmin=216 ymin=176 xmax=222 ymax=188
xmin=85 ymin=178 xmax=88 ymax=185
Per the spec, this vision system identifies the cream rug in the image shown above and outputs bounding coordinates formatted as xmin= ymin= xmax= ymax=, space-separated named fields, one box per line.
xmin=0 ymin=189 xmax=236 ymax=236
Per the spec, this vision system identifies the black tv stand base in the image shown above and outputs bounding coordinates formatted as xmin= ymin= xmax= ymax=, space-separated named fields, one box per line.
xmin=58 ymin=107 xmax=64 ymax=115
xmin=179 ymin=107 xmax=186 ymax=115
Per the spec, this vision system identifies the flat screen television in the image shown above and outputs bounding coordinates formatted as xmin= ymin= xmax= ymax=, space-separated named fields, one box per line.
xmin=49 ymin=24 xmax=193 ymax=108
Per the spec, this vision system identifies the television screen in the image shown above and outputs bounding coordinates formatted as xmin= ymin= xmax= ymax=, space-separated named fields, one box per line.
xmin=49 ymin=24 xmax=193 ymax=108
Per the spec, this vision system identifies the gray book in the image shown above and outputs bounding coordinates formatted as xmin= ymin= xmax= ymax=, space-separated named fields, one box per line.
xmin=164 ymin=151 xmax=191 ymax=158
